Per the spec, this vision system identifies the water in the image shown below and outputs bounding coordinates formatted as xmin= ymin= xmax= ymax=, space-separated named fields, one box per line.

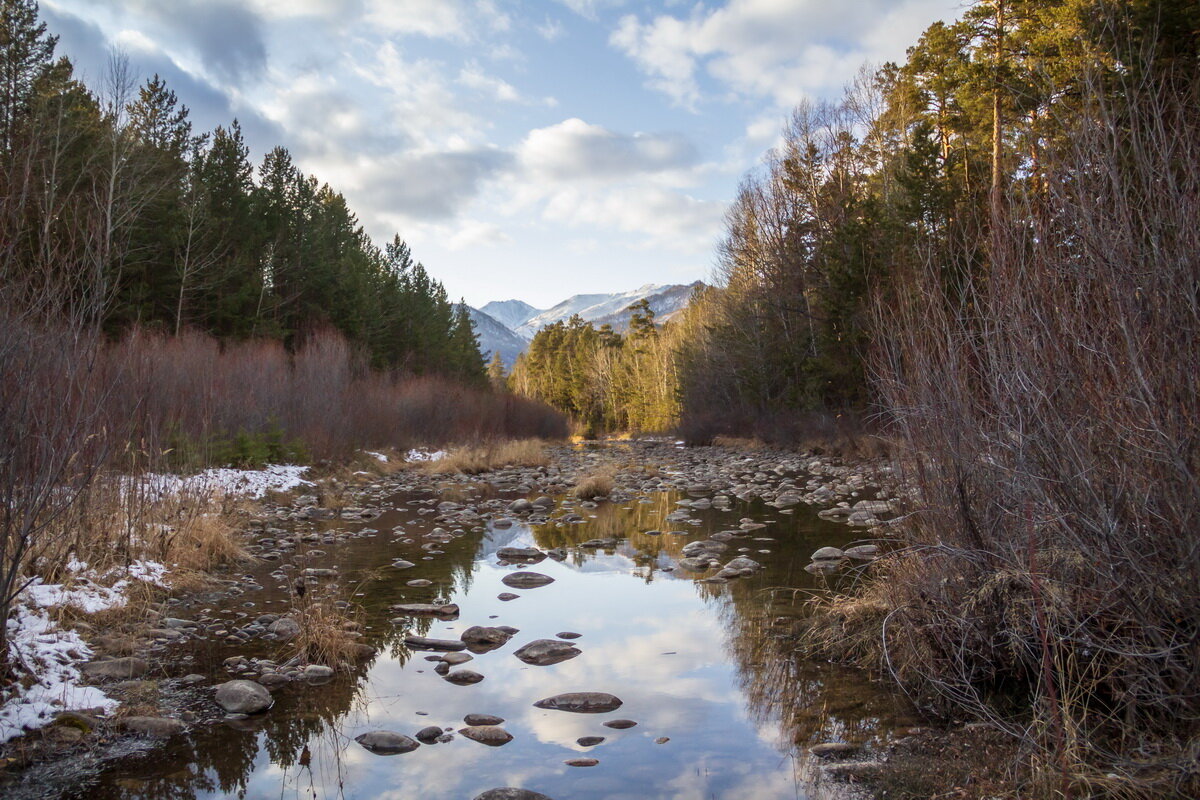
xmin=77 ymin=485 xmax=913 ymax=800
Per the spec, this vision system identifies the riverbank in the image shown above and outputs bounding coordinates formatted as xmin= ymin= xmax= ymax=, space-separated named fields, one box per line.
xmin=1 ymin=438 xmax=1005 ymax=799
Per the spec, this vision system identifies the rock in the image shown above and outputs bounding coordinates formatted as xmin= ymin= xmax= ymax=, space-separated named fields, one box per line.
xmin=677 ymin=557 xmax=714 ymax=572
xmin=564 ymin=757 xmax=599 ymax=767
xmin=459 ymin=725 xmax=513 ymax=746
xmin=121 ymin=716 xmax=184 ymax=737
xmin=406 ymin=579 xmax=433 ymax=587
xmin=497 ymin=593 xmax=520 ymax=601
xmin=811 ymin=546 xmax=845 ymax=560
xmin=474 ymin=790 xmax=553 ymax=800
xmin=389 ymin=603 xmax=460 ymax=619
xmin=556 ymin=631 xmax=582 ymax=640
xmin=655 ymin=736 xmax=670 ymax=744
xmin=532 ymin=692 xmax=623 ymax=713
xmin=460 ymin=626 xmax=514 ymax=647
xmin=464 ymin=713 xmax=505 ymax=726
xmin=810 ymin=742 xmax=861 ymax=758
xmin=303 ymin=664 xmax=334 ymax=681
xmin=354 ymin=730 xmax=420 ymax=755
xmin=404 ymin=636 xmax=467 ymax=652
xmin=82 ymin=657 xmax=149 ymax=681
xmin=507 ymin=499 xmax=534 ymax=514
xmin=415 ymin=725 xmax=443 ymax=743
xmin=501 ymin=571 xmax=555 ymax=589
xmin=391 ymin=559 xmax=416 ymax=569
xmin=442 ymin=652 xmax=474 ymax=665
xmin=603 ymin=719 xmax=637 ymax=729
xmin=577 ymin=736 xmax=605 ymax=746
xmin=497 ymin=546 xmax=545 ymax=563
xmin=513 ymin=639 xmax=581 ymax=666
xmin=805 ymin=561 xmax=842 ymax=576
xmin=724 ymin=556 xmax=762 ymax=572
xmin=214 ymin=680 xmax=273 ymax=714
xmin=843 ymin=544 xmax=880 ymax=560
xmin=443 ymin=670 xmax=485 ymax=685
xmin=257 ymin=673 xmax=289 ymax=690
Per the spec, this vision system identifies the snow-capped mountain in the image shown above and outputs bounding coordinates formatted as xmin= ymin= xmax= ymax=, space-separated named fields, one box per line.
xmin=513 ymin=283 xmax=703 ymax=340
xmin=461 ymin=306 xmax=528 ymax=368
xmin=467 ymin=282 xmax=706 ymax=367
xmin=479 ymin=299 xmax=543 ymax=331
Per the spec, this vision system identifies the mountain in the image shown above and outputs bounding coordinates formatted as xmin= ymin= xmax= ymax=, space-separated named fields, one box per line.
xmin=463 ymin=306 xmax=528 ymax=368
xmin=590 ymin=281 xmax=703 ymax=331
xmin=513 ymin=283 xmax=703 ymax=340
xmin=479 ymin=299 xmax=543 ymax=331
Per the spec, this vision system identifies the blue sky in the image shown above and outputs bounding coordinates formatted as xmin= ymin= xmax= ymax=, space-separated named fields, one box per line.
xmin=43 ymin=0 xmax=960 ymax=307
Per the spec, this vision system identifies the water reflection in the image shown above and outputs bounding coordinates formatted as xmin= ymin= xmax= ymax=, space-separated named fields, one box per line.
xmin=77 ymin=482 xmax=909 ymax=800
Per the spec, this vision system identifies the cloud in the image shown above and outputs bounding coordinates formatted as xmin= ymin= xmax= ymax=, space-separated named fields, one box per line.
xmin=364 ymin=0 xmax=511 ymax=40
xmin=359 ymin=149 xmax=514 ymax=221
xmin=535 ymin=17 xmax=565 ymax=41
xmin=457 ymin=62 xmax=522 ymax=103
xmin=611 ymin=0 xmax=959 ymax=109
xmin=518 ymin=118 xmax=698 ymax=182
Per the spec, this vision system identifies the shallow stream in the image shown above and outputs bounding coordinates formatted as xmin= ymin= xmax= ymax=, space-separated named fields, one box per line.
xmin=76 ymin=477 xmax=912 ymax=800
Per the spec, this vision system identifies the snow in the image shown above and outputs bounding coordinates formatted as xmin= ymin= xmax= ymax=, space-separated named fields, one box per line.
xmin=0 ymin=605 xmax=118 ymax=743
xmin=405 ymin=448 xmax=447 ymax=463
xmin=364 ymin=451 xmax=389 ymax=463
xmin=137 ymin=463 xmax=311 ymax=501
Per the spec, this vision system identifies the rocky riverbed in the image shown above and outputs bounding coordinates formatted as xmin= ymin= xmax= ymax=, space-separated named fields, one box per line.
xmin=2 ymin=439 xmax=925 ymax=800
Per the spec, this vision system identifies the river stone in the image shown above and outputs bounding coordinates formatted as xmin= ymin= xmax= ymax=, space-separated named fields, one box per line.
xmin=355 ymin=730 xmax=419 ymax=755
xmin=556 ymin=632 xmax=582 ymax=640
xmin=533 ymin=692 xmax=622 ymax=713
xmin=214 ymin=680 xmax=273 ymax=714
xmin=498 ymin=593 xmax=520 ymax=601
xmin=805 ymin=561 xmax=842 ymax=575
xmin=603 ymin=719 xmax=637 ymax=729
xmin=303 ymin=664 xmax=334 ymax=681
xmin=404 ymin=636 xmax=467 ymax=652
xmin=565 ymin=758 xmax=599 ymax=767
xmin=506 ymin=499 xmax=534 ymax=514
xmin=391 ymin=559 xmax=416 ymax=569
xmin=497 ymin=547 xmax=545 ymax=563
xmin=811 ymin=546 xmax=845 ymax=560
xmin=460 ymin=626 xmax=513 ymax=647
xmin=390 ymin=602 xmax=460 ymax=619
xmin=444 ymin=670 xmax=485 ymax=685
xmin=724 ymin=556 xmax=762 ymax=572
xmin=501 ymin=571 xmax=555 ymax=589
xmin=464 ymin=713 xmax=504 ymax=726
xmin=474 ymin=790 xmax=553 ymax=800
xmin=415 ymin=725 xmax=443 ymax=743
xmin=577 ymin=736 xmax=605 ymax=746
xmin=257 ymin=673 xmax=289 ymax=690
xmin=459 ymin=725 xmax=513 ymax=746
xmin=513 ymin=639 xmax=580 ymax=666
xmin=406 ymin=579 xmax=433 ymax=587
xmin=266 ymin=618 xmax=301 ymax=639
xmin=442 ymin=652 xmax=474 ymax=665
xmin=121 ymin=716 xmax=184 ymax=737
xmin=83 ymin=657 xmax=149 ymax=680
xmin=843 ymin=544 xmax=880 ymax=560
xmin=677 ymin=557 xmax=714 ymax=572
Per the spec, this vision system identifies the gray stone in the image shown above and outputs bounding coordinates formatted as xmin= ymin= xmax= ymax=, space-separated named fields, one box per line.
xmin=501 ymin=571 xmax=555 ymax=589
xmin=303 ymin=664 xmax=335 ymax=681
xmin=811 ymin=546 xmax=845 ymax=560
xmin=355 ymin=730 xmax=420 ymax=755
xmin=532 ymin=692 xmax=623 ymax=713
xmin=442 ymin=652 xmax=474 ymax=665
xmin=464 ymin=713 xmax=505 ymax=726
xmin=603 ymin=719 xmax=637 ymax=729
xmin=214 ymin=680 xmax=273 ymax=714
xmin=404 ymin=636 xmax=468 ymax=652
xmin=576 ymin=736 xmax=605 ymax=746
xmin=843 ymin=544 xmax=880 ymax=560
xmin=443 ymin=669 xmax=485 ymax=685
xmin=513 ymin=639 xmax=580 ymax=666
xmin=389 ymin=603 xmax=460 ymax=619
xmin=459 ymin=725 xmax=513 ymax=746
xmin=415 ymin=725 xmax=443 ymax=743
xmin=460 ymin=626 xmax=513 ymax=647
xmin=497 ymin=547 xmax=545 ymax=563
xmin=474 ymin=790 xmax=553 ymax=800
xmin=497 ymin=593 xmax=520 ymax=601
xmin=810 ymin=741 xmax=861 ymax=758
xmin=564 ymin=758 xmax=599 ymax=767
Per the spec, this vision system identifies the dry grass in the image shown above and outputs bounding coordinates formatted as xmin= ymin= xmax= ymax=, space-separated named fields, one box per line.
xmin=711 ymin=435 xmax=766 ymax=450
xmin=292 ymin=600 xmax=364 ymax=667
xmin=426 ymin=439 xmax=548 ymax=475
xmin=571 ymin=472 xmax=614 ymax=500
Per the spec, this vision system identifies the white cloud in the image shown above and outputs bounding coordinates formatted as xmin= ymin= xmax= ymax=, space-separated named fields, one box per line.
xmin=518 ymin=118 xmax=698 ymax=182
xmin=535 ymin=16 xmax=565 ymax=41
xmin=611 ymin=0 xmax=960 ymax=109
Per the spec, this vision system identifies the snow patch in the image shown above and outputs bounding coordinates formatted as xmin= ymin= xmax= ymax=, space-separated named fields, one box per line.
xmin=137 ymin=464 xmax=311 ymax=501
xmin=405 ymin=449 xmax=446 ymax=463
xmin=364 ymin=451 xmax=389 ymax=463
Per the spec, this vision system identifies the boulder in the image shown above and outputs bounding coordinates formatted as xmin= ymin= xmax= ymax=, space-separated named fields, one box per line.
xmin=497 ymin=547 xmax=545 ymax=563
xmin=354 ymin=730 xmax=420 ymax=755
xmin=443 ymin=669 xmax=485 ymax=685
xmin=460 ymin=626 xmax=514 ymax=647
xmin=501 ymin=571 xmax=555 ymax=589
xmin=811 ymin=546 xmax=845 ymax=560
xmin=404 ymin=636 xmax=467 ymax=652
xmin=459 ymin=725 xmax=513 ymax=746
xmin=464 ymin=713 xmax=504 ymax=726
xmin=513 ymin=639 xmax=581 ymax=666
xmin=215 ymin=680 xmax=272 ymax=714
xmin=603 ymin=719 xmax=637 ymax=729
xmin=121 ymin=716 xmax=184 ymax=737
xmin=532 ymin=692 xmax=623 ymax=713
xmin=266 ymin=618 xmax=301 ymax=639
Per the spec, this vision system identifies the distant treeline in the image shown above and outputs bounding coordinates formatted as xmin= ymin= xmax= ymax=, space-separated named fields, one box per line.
xmin=0 ymin=0 xmax=482 ymax=382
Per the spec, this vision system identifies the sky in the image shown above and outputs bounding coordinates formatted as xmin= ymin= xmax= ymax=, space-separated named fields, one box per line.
xmin=42 ymin=0 xmax=961 ymax=308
